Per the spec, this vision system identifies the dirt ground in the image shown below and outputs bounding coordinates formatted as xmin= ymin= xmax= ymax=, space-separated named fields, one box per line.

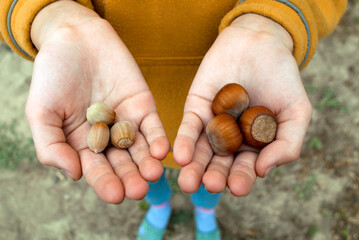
xmin=0 ymin=2 xmax=359 ymax=240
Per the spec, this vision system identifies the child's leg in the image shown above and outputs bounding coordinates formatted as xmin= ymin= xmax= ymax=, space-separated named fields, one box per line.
xmin=137 ymin=171 xmax=172 ymax=240
xmin=191 ymin=184 xmax=222 ymax=240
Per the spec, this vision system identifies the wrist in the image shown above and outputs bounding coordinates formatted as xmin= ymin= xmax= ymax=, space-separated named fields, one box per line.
xmin=30 ymin=0 xmax=103 ymax=49
xmin=229 ymin=13 xmax=293 ymax=52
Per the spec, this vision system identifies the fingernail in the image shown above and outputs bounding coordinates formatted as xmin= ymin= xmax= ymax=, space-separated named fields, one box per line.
xmin=265 ymin=165 xmax=276 ymax=177
xmin=62 ymin=169 xmax=73 ymax=179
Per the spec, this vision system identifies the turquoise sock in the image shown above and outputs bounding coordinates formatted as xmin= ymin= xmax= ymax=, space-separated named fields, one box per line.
xmin=137 ymin=202 xmax=172 ymax=240
xmin=146 ymin=202 xmax=172 ymax=229
xmin=195 ymin=207 xmax=221 ymax=240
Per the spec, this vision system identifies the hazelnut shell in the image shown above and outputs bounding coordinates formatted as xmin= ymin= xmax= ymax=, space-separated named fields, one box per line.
xmin=86 ymin=102 xmax=116 ymax=125
xmin=239 ymin=106 xmax=277 ymax=148
xmin=87 ymin=122 xmax=110 ymax=153
xmin=212 ymin=83 xmax=249 ymax=120
xmin=206 ymin=113 xmax=243 ymax=155
xmin=110 ymin=121 xmax=135 ymax=149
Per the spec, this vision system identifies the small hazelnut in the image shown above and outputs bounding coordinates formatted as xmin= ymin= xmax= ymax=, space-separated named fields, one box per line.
xmin=239 ymin=106 xmax=277 ymax=148
xmin=110 ymin=121 xmax=135 ymax=149
xmin=206 ymin=113 xmax=243 ymax=155
xmin=212 ymin=83 xmax=249 ymax=120
xmin=87 ymin=122 xmax=110 ymax=153
xmin=86 ymin=102 xmax=116 ymax=125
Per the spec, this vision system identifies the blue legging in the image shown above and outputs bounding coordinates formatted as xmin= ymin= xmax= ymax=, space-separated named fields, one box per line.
xmin=145 ymin=170 xmax=222 ymax=209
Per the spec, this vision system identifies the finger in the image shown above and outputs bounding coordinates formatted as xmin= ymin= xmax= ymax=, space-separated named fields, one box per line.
xmin=26 ymin=104 xmax=82 ymax=180
xmin=202 ymin=155 xmax=233 ymax=193
xmin=80 ymin=149 xmax=125 ymax=204
xmin=128 ymin=133 xmax=164 ymax=182
xmin=228 ymin=151 xmax=257 ymax=197
xmin=173 ymin=111 xmax=204 ymax=166
xmin=109 ymin=90 xmax=165 ymax=182
xmin=255 ymin=102 xmax=312 ymax=177
xmin=139 ymin=111 xmax=170 ymax=160
xmin=177 ymin=133 xmax=213 ymax=193
xmin=107 ymin=147 xmax=149 ymax=200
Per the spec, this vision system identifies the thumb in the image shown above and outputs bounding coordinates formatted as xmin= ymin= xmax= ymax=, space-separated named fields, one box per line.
xmin=26 ymin=102 xmax=82 ymax=180
xmin=255 ymin=103 xmax=312 ymax=177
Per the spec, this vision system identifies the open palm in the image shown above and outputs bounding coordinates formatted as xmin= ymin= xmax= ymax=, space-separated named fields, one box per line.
xmin=26 ymin=18 xmax=169 ymax=203
xmin=173 ymin=14 xmax=312 ymax=196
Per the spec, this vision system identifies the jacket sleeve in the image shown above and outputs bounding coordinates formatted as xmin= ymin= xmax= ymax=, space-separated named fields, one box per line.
xmin=219 ymin=0 xmax=348 ymax=69
xmin=0 ymin=0 xmax=94 ymax=61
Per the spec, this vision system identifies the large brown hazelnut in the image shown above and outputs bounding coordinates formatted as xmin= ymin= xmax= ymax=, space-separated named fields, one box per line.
xmin=212 ymin=83 xmax=249 ymax=120
xmin=239 ymin=106 xmax=277 ymax=148
xmin=206 ymin=113 xmax=243 ymax=155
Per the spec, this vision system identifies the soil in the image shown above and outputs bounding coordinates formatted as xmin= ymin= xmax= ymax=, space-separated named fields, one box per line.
xmin=1 ymin=2 xmax=359 ymax=239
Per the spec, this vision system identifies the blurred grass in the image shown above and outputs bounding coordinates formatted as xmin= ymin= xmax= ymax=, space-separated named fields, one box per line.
xmin=316 ymin=87 xmax=350 ymax=113
xmin=294 ymin=172 xmax=317 ymax=199
xmin=138 ymin=200 xmax=150 ymax=211
xmin=0 ymin=120 xmax=36 ymax=170
xmin=169 ymin=209 xmax=193 ymax=225
xmin=307 ymin=226 xmax=319 ymax=238
xmin=167 ymin=169 xmax=181 ymax=193
xmin=341 ymin=229 xmax=349 ymax=239
xmin=316 ymin=87 xmax=341 ymax=109
xmin=309 ymin=137 xmax=323 ymax=150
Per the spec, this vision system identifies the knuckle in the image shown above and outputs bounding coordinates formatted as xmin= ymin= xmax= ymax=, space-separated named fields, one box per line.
xmin=119 ymin=166 xmax=138 ymax=181
xmin=233 ymin=160 xmax=255 ymax=179
xmin=36 ymin=152 xmax=51 ymax=166
xmin=196 ymin=142 xmax=213 ymax=160
xmin=285 ymin=148 xmax=301 ymax=163
xmin=305 ymin=101 xmax=313 ymax=122
xmin=25 ymin=103 xmax=35 ymax=120
xmin=25 ymin=104 xmax=47 ymax=124
xmin=211 ymin=161 xmax=228 ymax=175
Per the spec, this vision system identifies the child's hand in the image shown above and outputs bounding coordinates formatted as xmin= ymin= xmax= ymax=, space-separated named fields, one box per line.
xmin=27 ymin=1 xmax=170 ymax=204
xmin=173 ymin=14 xmax=312 ymax=196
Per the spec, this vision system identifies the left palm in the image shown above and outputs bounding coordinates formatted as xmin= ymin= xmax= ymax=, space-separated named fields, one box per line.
xmin=173 ymin=16 xmax=312 ymax=196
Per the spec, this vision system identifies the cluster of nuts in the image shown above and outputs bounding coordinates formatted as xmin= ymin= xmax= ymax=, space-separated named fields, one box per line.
xmin=86 ymin=102 xmax=135 ymax=153
xmin=206 ymin=83 xmax=277 ymax=156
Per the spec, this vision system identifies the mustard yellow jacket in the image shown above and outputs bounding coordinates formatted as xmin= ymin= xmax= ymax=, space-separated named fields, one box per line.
xmin=0 ymin=0 xmax=347 ymax=168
